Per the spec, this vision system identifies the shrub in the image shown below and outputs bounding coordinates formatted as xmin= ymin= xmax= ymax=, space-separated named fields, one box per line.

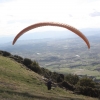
xmin=23 ymin=58 xmax=33 ymax=66
xmin=28 ymin=60 xmax=42 ymax=74
xmin=12 ymin=55 xmax=23 ymax=63
xmin=41 ymin=68 xmax=52 ymax=79
xmin=2 ymin=51 xmax=11 ymax=57
xmin=51 ymin=72 xmax=60 ymax=83
xmin=57 ymin=74 xmax=64 ymax=83
xmin=0 ymin=50 xmax=3 ymax=55
xmin=77 ymin=76 xmax=95 ymax=88
xmin=65 ymin=74 xmax=79 ymax=85
xmin=75 ymin=86 xmax=100 ymax=97
xmin=60 ymin=81 xmax=75 ymax=91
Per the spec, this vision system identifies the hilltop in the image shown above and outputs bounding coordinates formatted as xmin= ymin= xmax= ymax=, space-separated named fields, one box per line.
xmin=0 ymin=50 xmax=99 ymax=100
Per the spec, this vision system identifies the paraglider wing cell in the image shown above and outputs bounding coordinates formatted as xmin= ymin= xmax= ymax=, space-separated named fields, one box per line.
xmin=12 ymin=22 xmax=90 ymax=49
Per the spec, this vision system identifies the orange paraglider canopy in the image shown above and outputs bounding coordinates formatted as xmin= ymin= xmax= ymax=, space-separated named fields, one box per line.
xmin=12 ymin=22 xmax=90 ymax=49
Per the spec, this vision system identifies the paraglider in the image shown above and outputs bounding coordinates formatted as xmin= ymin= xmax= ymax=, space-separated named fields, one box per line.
xmin=12 ymin=22 xmax=90 ymax=49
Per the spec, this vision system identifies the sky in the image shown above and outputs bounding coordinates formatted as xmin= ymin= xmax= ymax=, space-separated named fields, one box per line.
xmin=0 ymin=0 xmax=100 ymax=37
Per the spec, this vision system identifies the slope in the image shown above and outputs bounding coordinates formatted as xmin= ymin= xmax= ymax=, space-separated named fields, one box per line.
xmin=0 ymin=55 xmax=98 ymax=100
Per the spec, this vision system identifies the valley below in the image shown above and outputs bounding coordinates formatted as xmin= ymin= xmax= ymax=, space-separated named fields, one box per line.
xmin=1 ymin=36 xmax=100 ymax=80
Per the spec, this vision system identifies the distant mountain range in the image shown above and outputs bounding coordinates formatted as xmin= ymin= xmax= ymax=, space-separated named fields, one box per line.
xmin=0 ymin=28 xmax=100 ymax=44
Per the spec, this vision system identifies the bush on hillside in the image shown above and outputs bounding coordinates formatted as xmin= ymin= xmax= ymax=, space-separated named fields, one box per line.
xmin=65 ymin=74 xmax=79 ymax=85
xmin=57 ymin=74 xmax=64 ymax=83
xmin=59 ymin=81 xmax=75 ymax=91
xmin=28 ymin=60 xmax=42 ymax=74
xmin=75 ymin=86 xmax=100 ymax=97
xmin=2 ymin=51 xmax=11 ymax=57
xmin=41 ymin=68 xmax=52 ymax=79
xmin=77 ymin=76 xmax=95 ymax=88
xmin=23 ymin=58 xmax=33 ymax=66
xmin=12 ymin=55 xmax=24 ymax=63
xmin=0 ymin=50 xmax=3 ymax=55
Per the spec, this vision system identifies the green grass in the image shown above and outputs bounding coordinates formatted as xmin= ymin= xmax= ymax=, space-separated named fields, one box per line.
xmin=48 ymin=66 xmax=100 ymax=77
xmin=0 ymin=55 xmax=98 ymax=100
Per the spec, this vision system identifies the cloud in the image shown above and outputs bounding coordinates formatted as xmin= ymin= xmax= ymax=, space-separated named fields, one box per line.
xmin=90 ymin=11 xmax=100 ymax=17
xmin=0 ymin=0 xmax=100 ymax=37
xmin=0 ymin=0 xmax=12 ymax=3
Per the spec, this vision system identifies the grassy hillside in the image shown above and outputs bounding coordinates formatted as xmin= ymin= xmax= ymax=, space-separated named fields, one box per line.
xmin=0 ymin=55 xmax=98 ymax=100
